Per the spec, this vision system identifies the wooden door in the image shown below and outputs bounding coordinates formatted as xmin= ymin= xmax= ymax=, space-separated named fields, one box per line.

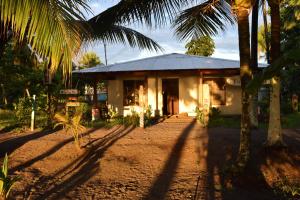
xmin=162 ymin=79 xmax=179 ymax=115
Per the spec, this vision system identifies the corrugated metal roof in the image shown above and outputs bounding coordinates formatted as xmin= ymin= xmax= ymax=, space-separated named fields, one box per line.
xmin=73 ymin=53 xmax=267 ymax=74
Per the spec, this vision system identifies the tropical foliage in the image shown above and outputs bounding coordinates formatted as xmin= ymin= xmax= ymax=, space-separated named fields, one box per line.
xmin=54 ymin=109 xmax=85 ymax=149
xmin=185 ymin=36 xmax=215 ymax=56
xmin=0 ymin=154 xmax=20 ymax=200
xmin=0 ymin=0 xmax=162 ymax=79
xmin=78 ymin=52 xmax=101 ymax=69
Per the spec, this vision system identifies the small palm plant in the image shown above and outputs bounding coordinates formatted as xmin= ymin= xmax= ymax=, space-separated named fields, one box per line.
xmin=0 ymin=154 xmax=20 ymax=200
xmin=54 ymin=110 xmax=85 ymax=150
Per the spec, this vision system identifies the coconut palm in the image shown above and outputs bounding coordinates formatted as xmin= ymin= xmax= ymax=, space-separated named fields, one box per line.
xmin=249 ymin=0 xmax=259 ymax=128
xmin=266 ymin=0 xmax=284 ymax=147
xmin=54 ymin=110 xmax=85 ymax=150
xmin=173 ymin=0 xmax=255 ymax=169
xmin=0 ymin=0 xmax=164 ymax=79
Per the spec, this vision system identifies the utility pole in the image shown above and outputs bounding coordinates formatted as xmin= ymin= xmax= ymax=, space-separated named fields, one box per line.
xmin=104 ymin=42 xmax=108 ymax=66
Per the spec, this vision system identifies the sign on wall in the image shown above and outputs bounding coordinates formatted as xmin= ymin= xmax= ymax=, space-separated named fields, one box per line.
xmin=60 ymin=89 xmax=79 ymax=95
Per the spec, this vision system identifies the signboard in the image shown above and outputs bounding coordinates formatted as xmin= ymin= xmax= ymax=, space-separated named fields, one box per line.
xmin=66 ymin=102 xmax=80 ymax=107
xmin=60 ymin=89 xmax=79 ymax=95
xmin=68 ymin=97 xmax=78 ymax=101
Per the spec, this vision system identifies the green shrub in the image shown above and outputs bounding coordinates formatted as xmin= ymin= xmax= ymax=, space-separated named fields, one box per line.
xmin=108 ymin=108 xmax=119 ymax=119
xmin=123 ymin=110 xmax=140 ymax=127
xmin=281 ymin=100 xmax=293 ymax=114
xmin=195 ymin=107 xmax=206 ymax=126
xmin=14 ymin=97 xmax=31 ymax=126
xmin=209 ymin=107 xmax=221 ymax=119
xmin=79 ymin=102 xmax=92 ymax=122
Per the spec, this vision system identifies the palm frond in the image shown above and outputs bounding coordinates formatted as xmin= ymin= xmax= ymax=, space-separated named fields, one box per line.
xmin=173 ymin=0 xmax=235 ymax=40
xmin=54 ymin=113 xmax=68 ymax=124
xmin=0 ymin=0 xmax=91 ymax=78
xmin=247 ymin=46 xmax=300 ymax=93
xmin=90 ymin=0 xmax=191 ymax=28
xmin=86 ymin=21 xmax=162 ymax=51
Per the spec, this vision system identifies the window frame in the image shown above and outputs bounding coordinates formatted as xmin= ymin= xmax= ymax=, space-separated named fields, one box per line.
xmin=123 ymin=79 xmax=145 ymax=106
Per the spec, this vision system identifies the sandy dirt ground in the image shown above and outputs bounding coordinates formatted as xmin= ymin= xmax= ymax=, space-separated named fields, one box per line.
xmin=0 ymin=117 xmax=300 ymax=200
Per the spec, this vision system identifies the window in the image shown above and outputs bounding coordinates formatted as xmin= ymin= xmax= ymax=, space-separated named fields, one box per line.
xmin=123 ymin=80 xmax=145 ymax=106
xmin=203 ymin=78 xmax=226 ymax=105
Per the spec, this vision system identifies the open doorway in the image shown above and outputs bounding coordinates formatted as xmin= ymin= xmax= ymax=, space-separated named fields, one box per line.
xmin=162 ymin=78 xmax=179 ymax=115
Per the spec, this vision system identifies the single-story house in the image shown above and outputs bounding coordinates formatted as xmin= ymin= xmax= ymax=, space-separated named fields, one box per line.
xmin=73 ymin=53 xmax=266 ymax=117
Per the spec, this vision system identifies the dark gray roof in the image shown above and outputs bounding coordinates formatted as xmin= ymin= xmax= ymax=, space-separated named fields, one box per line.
xmin=73 ymin=53 xmax=267 ymax=74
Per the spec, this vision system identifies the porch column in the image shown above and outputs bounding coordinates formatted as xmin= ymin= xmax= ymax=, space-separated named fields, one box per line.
xmin=155 ymin=75 xmax=160 ymax=117
xmin=92 ymin=78 xmax=100 ymax=121
xmin=139 ymin=85 xmax=145 ymax=128
xmin=199 ymin=73 xmax=203 ymax=107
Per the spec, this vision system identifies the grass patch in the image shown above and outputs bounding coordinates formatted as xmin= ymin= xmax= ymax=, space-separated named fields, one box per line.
xmin=208 ymin=115 xmax=241 ymax=128
xmin=0 ymin=109 xmax=49 ymax=132
xmin=0 ymin=109 xmax=17 ymax=130
xmin=282 ymin=112 xmax=300 ymax=129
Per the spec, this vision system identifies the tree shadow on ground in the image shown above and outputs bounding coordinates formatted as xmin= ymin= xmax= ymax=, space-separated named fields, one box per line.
xmin=144 ymin=119 xmax=197 ymax=200
xmin=25 ymin=125 xmax=135 ymax=200
xmin=194 ymin=127 xmax=300 ymax=200
xmin=0 ymin=128 xmax=58 ymax=158
xmin=10 ymin=126 xmax=111 ymax=173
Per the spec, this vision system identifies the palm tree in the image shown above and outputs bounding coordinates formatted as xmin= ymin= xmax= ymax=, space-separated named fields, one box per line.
xmin=266 ymin=0 xmax=284 ymax=147
xmin=78 ymin=52 xmax=101 ymax=69
xmin=0 ymin=0 xmax=163 ymax=79
xmin=173 ymin=0 xmax=254 ymax=169
xmin=249 ymin=0 xmax=259 ymax=128
xmin=234 ymin=0 xmax=253 ymax=169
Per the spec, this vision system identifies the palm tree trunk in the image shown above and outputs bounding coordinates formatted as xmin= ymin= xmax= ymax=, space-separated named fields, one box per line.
xmin=236 ymin=1 xmax=252 ymax=169
xmin=249 ymin=0 xmax=259 ymax=128
xmin=262 ymin=0 xmax=271 ymax=63
xmin=266 ymin=0 xmax=284 ymax=147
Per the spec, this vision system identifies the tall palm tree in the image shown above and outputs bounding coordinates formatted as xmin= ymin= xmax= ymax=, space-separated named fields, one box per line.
xmin=266 ymin=0 xmax=284 ymax=147
xmin=173 ymin=0 xmax=253 ymax=169
xmin=234 ymin=0 xmax=253 ymax=169
xmin=249 ymin=0 xmax=259 ymax=128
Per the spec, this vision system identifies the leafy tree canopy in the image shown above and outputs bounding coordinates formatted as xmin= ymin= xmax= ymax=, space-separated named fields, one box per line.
xmin=78 ymin=52 xmax=101 ymax=69
xmin=185 ymin=36 xmax=215 ymax=57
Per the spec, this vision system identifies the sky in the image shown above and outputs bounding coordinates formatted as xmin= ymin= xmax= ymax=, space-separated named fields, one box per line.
xmin=81 ymin=1 xmax=260 ymax=65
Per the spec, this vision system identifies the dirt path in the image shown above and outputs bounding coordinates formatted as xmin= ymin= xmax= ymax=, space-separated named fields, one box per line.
xmin=1 ymin=117 xmax=300 ymax=200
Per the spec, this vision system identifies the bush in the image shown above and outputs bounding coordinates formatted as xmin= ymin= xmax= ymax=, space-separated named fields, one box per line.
xmin=209 ymin=107 xmax=221 ymax=119
xmin=79 ymin=102 xmax=92 ymax=122
xmin=281 ymin=100 xmax=293 ymax=114
xmin=123 ymin=110 xmax=140 ymax=127
xmin=13 ymin=96 xmax=48 ymax=129
xmin=195 ymin=107 xmax=206 ymax=126
xmin=14 ymin=97 xmax=32 ymax=126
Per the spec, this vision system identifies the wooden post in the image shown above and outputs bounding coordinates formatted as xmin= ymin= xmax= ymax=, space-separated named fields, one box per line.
xmin=92 ymin=80 xmax=99 ymax=121
xmin=139 ymin=85 xmax=144 ymax=128
xmin=31 ymin=95 xmax=36 ymax=131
